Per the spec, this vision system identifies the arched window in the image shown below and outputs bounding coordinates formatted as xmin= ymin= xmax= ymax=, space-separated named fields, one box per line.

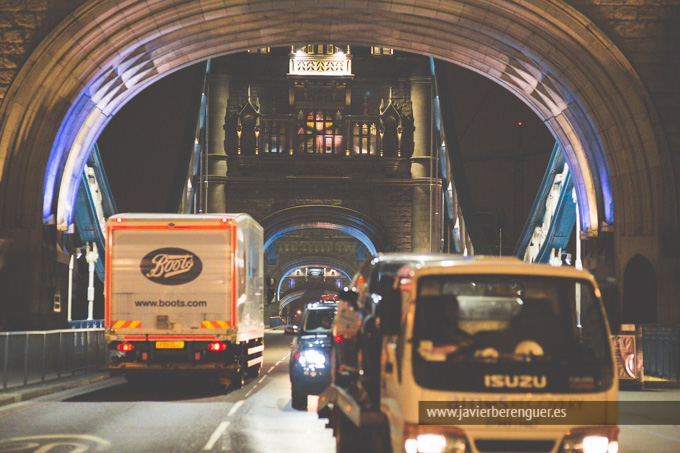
xmin=297 ymin=109 xmax=343 ymax=154
xmin=240 ymin=113 xmax=257 ymax=155
xmin=381 ymin=113 xmax=399 ymax=157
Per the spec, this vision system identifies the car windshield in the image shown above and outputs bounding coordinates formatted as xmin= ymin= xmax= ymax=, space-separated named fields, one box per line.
xmin=410 ymin=274 xmax=614 ymax=393
xmin=302 ymin=307 xmax=336 ymax=333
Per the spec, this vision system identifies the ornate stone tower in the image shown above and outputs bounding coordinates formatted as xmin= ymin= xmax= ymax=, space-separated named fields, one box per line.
xmin=205 ymin=45 xmax=441 ymax=317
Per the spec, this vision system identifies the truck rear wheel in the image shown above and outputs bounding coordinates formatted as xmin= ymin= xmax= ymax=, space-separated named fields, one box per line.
xmin=248 ymin=363 xmax=261 ymax=378
xmin=229 ymin=344 xmax=247 ymax=390
xmin=231 ymin=357 xmax=246 ymax=389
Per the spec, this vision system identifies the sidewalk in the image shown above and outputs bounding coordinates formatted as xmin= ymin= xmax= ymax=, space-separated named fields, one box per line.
xmin=641 ymin=376 xmax=680 ymax=389
xmin=0 ymin=372 xmax=112 ymax=408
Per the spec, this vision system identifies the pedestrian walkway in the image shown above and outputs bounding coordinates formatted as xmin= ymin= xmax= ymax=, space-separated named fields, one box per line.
xmin=0 ymin=372 xmax=111 ymax=408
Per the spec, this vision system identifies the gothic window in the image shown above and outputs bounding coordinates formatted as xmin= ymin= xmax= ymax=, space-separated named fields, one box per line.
xmin=381 ymin=114 xmax=399 ymax=157
xmin=352 ymin=122 xmax=377 ymax=155
xmin=264 ymin=121 xmax=287 ymax=153
xmin=297 ymin=110 xmax=343 ymax=154
xmin=240 ymin=114 xmax=257 ymax=155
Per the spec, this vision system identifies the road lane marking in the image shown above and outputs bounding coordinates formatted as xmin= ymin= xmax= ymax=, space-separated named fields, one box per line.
xmin=228 ymin=400 xmax=244 ymax=417
xmin=267 ymin=366 xmax=275 ymax=373
xmin=245 ymin=385 xmax=257 ymax=397
xmin=258 ymin=376 xmax=266 ymax=384
xmin=203 ymin=421 xmax=230 ymax=450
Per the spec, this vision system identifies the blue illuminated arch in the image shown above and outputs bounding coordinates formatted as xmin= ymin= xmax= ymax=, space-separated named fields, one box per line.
xmin=261 ymin=205 xmax=387 ymax=255
xmin=274 ymin=256 xmax=355 ymax=300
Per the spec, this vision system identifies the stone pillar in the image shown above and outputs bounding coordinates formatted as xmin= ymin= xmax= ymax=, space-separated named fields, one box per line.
xmin=410 ymin=59 xmax=435 ymax=252
xmin=207 ymin=69 xmax=230 ymax=213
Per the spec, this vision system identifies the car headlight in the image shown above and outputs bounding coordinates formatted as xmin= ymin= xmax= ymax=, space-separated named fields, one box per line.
xmin=560 ymin=426 xmax=619 ymax=453
xmin=403 ymin=423 xmax=467 ymax=453
xmin=298 ymin=349 xmax=327 ymax=368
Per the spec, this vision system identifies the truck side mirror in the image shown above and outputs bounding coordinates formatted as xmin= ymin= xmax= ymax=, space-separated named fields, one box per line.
xmin=339 ymin=286 xmax=359 ymax=310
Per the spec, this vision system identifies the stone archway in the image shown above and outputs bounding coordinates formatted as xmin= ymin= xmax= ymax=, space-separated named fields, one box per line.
xmin=0 ymin=0 xmax=674 ymax=326
xmin=273 ymin=256 xmax=355 ymax=301
xmin=261 ymin=205 xmax=388 ymax=255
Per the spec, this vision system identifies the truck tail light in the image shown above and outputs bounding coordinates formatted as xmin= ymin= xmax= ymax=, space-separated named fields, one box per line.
xmin=208 ymin=342 xmax=226 ymax=352
xmin=334 ymin=334 xmax=342 ymax=343
xmin=117 ymin=343 xmax=134 ymax=352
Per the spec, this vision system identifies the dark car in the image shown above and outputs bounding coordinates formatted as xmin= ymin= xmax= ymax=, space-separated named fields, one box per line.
xmin=289 ymin=301 xmax=338 ymax=410
xmin=331 ymin=253 xmax=459 ymax=404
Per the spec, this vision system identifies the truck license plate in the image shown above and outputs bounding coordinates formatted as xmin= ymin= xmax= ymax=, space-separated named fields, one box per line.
xmin=156 ymin=341 xmax=185 ymax=349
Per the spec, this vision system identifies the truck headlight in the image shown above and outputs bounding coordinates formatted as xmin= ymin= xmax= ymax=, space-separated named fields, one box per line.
xmin=404 ymin=424 xmax=467 ymax=453
xmin=560 ymin=426 xmax=619 ymax=453
xmin=298 ymin=349 xmax=326 ymax=368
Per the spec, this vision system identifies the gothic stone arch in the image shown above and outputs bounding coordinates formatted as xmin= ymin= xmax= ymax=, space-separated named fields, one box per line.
xmin=0 ymin=0 xmax=675 ymax=327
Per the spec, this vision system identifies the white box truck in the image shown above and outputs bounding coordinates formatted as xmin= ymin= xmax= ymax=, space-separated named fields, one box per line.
xmin=105 ymin=213 xmax=264 ymax=388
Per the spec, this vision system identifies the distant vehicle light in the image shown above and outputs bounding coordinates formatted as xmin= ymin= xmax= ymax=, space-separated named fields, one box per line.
xmin=221 ymin=217 xmax=229 ymax=223
xmin=117 ymin=343 xmax=134 ymax=352
xmin=295 ymin=352 xmax=300 ymax=360
xmin=208 ymin=342 xmax=227 ymax=352
xmin=115 ymin=217 xmax=123 ymax=223
xmin=334 ymin=335 xmax=342 ymax=343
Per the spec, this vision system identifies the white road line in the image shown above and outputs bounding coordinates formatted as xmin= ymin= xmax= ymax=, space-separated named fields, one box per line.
xmin=228 ymin=400 xmax=244 ymax=417
xmin=245 ymin=385 xmax=257 ymax=397
xmin=267 ymin=366 xmax=276 ymax=373
xmin=203 ymin=421 xmax=230 ymax=450
xmin=258 ymin=375 xmax=266 ymax=383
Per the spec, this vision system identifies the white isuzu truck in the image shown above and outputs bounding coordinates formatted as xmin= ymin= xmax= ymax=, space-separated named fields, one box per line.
xmin=320 ymin=256 xmax=619 ymax=453
xmin=105 ymin=213 xmax=264 ymax=387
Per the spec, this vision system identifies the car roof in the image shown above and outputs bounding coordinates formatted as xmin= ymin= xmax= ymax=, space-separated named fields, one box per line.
xmin=399 ymin=256 xmax=596 ymax=282
xmin=370 ymin=252 xmax=464 ymax=266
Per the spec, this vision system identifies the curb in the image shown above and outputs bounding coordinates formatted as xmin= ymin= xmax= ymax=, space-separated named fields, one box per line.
xmin=641 ymin=380 xmax=680 ymax=390
xmin=0 ymin=372 xmax=112 ymax=408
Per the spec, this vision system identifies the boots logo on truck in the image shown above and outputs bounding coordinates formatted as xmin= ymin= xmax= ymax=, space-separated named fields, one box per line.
xmin=140 ymin=248 xmax=202 ymax=285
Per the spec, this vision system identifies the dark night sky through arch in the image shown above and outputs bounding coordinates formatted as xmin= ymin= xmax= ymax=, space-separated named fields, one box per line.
xmin=96 ymin=52 xmax=555 ymax=253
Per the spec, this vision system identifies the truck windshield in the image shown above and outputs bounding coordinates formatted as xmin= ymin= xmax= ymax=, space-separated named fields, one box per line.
xmin=302 ymin=308 xmax=336 ymax=333
xmin=411 ymin=275 xmax=614 ymax=393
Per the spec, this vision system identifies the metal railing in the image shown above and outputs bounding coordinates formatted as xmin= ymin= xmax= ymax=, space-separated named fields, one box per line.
xmin=1 ymin=328 xmax=107 ymax=391
xmin=69 ymin=319 xmax=105 ymax=329
xmin=642 ymin=324 xmax=680 ymax=381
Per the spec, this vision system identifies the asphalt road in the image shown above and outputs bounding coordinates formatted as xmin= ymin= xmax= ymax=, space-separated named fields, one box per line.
xmin=0 ymin=330 xmax=335 ymax=453
xmin=2 ymin=331 xmax=680 ymax=452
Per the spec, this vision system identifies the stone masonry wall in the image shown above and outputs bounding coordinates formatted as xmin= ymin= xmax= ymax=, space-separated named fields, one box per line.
xmin=565 ymin=0 xmax=680 ymax=182
xmin=0 ymin=0 xmax=85 ymax=101
xmin=223 ymin=177 xmax=414 ymax=253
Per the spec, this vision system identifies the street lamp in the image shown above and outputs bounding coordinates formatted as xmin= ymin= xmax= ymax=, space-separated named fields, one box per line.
xmin=68 ymin=242 xmax=99 ymax=322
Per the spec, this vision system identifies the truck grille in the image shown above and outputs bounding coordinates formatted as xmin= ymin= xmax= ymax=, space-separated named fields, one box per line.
xmin=474 ymin=440 xmax=555 ymax=452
